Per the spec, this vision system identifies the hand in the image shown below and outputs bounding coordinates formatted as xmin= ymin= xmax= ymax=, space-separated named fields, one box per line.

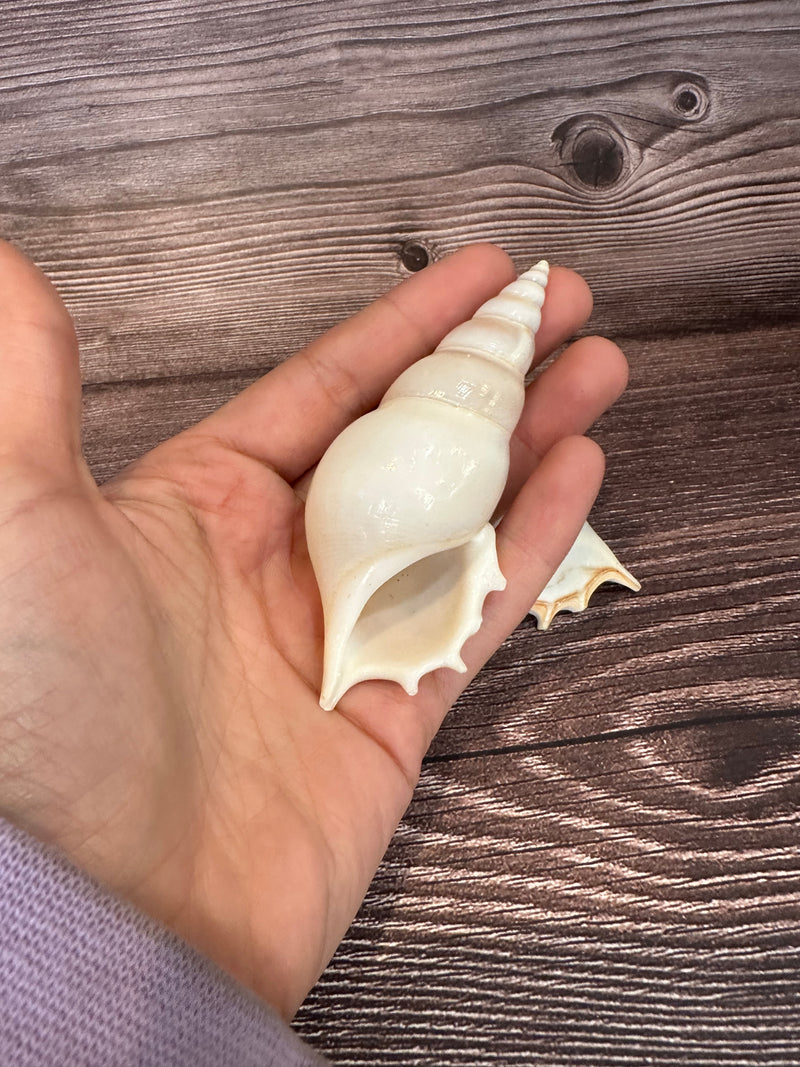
xmin=0 ymin=241 xmax=627 ymax=1017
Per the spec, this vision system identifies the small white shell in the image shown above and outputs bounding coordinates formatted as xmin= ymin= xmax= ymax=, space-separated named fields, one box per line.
xmin=530 ymin=521 xmax=641 ymax=629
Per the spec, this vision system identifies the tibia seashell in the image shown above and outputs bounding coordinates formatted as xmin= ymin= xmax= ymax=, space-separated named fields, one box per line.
xmin=530 ymin=521 xmax=641 ymax=629
xmin=306 ymin=261 xmax=640 ymax=709
xmin=306 ymin=262 xmax=549 ymax=710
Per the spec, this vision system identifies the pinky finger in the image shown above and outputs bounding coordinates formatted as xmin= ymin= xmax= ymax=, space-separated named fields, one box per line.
xmin=434 ymin=435 xmax=605 ymax=709
xmin=493 ymin=435 xmax=606 ymax=626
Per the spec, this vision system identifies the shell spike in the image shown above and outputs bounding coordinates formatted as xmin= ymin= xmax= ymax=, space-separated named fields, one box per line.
xmin=530 ymin=522 xmax=641 ymax=629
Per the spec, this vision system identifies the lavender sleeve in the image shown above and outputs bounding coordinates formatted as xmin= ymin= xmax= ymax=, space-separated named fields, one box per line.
xmin=0 ymin=819 xmax=330 ymax=1066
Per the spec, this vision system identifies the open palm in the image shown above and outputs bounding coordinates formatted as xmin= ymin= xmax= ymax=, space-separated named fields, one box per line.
xmin=0 ymin=241 xmax=627 ymax=1018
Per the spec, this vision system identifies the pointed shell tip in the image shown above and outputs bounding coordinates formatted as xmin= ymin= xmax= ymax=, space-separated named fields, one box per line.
xmin=521 ymin=260 xmax=550 ymax=286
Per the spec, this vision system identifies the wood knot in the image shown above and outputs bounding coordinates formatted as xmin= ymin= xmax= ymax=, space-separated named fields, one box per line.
xmin=572 ymin=127 xmax=625 ymax=189
xmin=647 ymin=713 xmax=800 ymax=795
xmin=398 ymin=241 xmax=431 ymax=272
xmin=552 ymin=115 xmax=629 ymax=192
xmin=671 ymin=79 xmax=710 ymax=121
xmin=552 ymin=77 xmax=710 ymax=193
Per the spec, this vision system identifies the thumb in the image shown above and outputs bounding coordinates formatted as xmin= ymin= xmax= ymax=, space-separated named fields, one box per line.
xmin=0 ymin=241 xmax=84 ymax=475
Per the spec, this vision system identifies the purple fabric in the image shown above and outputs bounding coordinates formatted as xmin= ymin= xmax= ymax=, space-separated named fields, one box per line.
xmin=0 ymin=819 xmax=329 ymax=1066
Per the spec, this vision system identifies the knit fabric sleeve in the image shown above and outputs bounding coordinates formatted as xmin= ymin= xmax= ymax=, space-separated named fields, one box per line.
xmin=0 ymin=818 xmax=330 ymax=1067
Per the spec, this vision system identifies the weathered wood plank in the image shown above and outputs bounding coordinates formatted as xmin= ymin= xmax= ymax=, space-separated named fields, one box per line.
xmin=81 ymin=369 xmax=259 ymax=480
xmin=296 ymin=718 xmax=800 ymax=1064
xmin=1 ymin=2 xmax=798 ymax=383
xmin=2 ymin=0 xmax=798 ymax=1064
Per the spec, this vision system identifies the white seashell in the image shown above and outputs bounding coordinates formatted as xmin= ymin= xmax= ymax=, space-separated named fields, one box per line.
xmin=305 ymin=261 xmax=640 ymax=710
xmin=306 ymin=262 xmax=549 ymax=709
xmin=529 ymin=521 xmax=641 ymax=629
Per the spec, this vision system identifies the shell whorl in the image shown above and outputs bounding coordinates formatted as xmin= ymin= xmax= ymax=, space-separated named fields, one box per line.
xmin=381 ymin=261 xmax=549 ymax=431
xmin=440 ymin=260 xmax=549 ymax=370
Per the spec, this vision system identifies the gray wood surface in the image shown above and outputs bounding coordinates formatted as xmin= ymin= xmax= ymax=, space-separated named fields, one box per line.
xmin=2 ymin=1 xmax=798 ymax=1063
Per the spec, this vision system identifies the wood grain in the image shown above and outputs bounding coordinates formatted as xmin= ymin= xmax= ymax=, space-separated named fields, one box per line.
xmin=2 ymin=3 xmax=799 ymax=383
xmin=1 ymin=0 xmax=798 ymax=1063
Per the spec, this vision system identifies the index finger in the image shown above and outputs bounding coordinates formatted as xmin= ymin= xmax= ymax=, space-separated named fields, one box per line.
xmin=185 ymin=244 xmax=591 ymax=484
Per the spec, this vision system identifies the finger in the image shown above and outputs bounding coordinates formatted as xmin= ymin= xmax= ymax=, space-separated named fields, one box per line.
xmin=182 ymin=249 xmax=593 ymax=484
xmin=432 ymin=435 xmax=605 ymax=714
xmin=528 ymin=264 xmax=593 ymax=367
xmin=0 ymin=241 xmax=83 ymax=473
xmin=498 ymin=336 xmax=628 ymax=514
xmin=185 ymin=244 xmax=513 ymax=482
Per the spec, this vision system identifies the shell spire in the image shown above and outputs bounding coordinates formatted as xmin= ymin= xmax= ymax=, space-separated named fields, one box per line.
xmin=306 ymin=262 xmax=549 ymax=709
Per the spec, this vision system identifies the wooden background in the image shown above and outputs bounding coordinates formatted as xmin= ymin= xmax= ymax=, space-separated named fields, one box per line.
xmin=2 ymin=0 xmax=798 ymax=1062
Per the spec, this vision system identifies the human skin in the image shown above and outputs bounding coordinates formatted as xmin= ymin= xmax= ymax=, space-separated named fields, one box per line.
xmin=0 ymin=241 xmax=628 ymax=1019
